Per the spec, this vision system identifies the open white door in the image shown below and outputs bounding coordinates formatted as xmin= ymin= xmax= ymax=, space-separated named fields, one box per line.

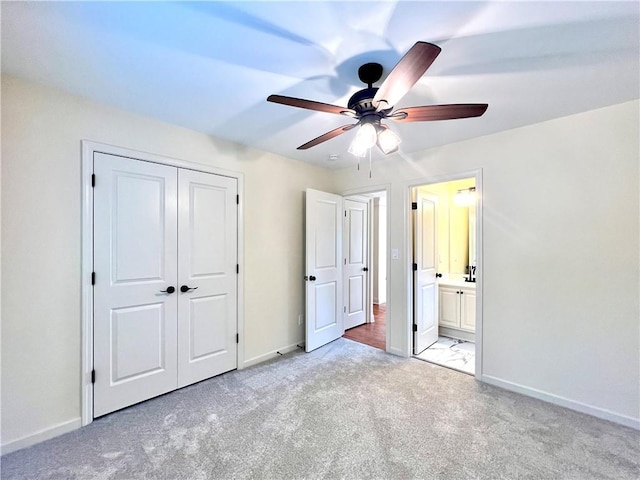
xmin=305 ymin=189 xmax=343 ymax=352
xmin=343 ymin=197 xmax=369 ymax=330
xmin=413 ymin=189 xmax=439 ymax=354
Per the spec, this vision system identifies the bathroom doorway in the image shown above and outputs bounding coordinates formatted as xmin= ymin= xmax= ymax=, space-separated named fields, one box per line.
xmin=411 ymin=176 xmax=479 ymax=376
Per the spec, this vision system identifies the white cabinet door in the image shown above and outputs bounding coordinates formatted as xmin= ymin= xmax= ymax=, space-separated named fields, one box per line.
xmin=343 ymin=198 xmax=368 ymax=330
xmin=305 ymin=189 xmax=343 ymax=352
xmin=439 ymin=287 xmax=459 ymax=328
xmin=460 ymin=288 xmax=476 ymax=331
xmin=93 ymin=153 xmax=179 ymax=417
xmin=177 ymin=170 xmax=238 ymax=388
xmin=414 ymin=191 xmax=439 ymax=354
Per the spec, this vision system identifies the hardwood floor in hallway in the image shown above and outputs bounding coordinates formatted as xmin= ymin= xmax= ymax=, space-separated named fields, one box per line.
xmin=342 ymin=303 xmax=386 ymax=350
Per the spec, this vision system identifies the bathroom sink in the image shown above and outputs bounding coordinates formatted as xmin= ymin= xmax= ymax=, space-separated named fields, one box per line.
xmin=438 ymin=278 xmax=476 ymax=288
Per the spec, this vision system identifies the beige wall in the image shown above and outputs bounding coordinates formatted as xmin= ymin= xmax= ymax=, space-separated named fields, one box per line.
xmin=0 ymin=75 xmax=334 ymax=449
xmin=334 ymin=100 xmax=640 ymax=426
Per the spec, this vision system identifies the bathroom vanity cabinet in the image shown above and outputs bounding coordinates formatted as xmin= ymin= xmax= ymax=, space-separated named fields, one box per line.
xmin=439 ymin=283 xmax=476 ymax=333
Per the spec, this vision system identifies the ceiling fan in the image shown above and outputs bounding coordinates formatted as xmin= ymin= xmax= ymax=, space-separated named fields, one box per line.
xmin=267 ymin=41 xmax=488 ymax=156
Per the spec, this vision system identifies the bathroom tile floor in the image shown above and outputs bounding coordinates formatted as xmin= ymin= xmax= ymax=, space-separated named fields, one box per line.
xmin=414 ymin=336 xmax=475 ymax=375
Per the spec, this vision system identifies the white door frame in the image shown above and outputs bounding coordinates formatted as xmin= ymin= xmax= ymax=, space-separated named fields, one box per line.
xmin=81 ymin=140 xmax=245 ymax=426
xmin=404 ymin=170 xmax=483 ymax=380
xmin=340 ymin=184 xmax=391 ymax=352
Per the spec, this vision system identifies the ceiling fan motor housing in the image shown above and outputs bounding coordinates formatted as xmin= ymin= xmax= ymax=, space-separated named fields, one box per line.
xmin=348 ymin=87 xmax=380 ymax=115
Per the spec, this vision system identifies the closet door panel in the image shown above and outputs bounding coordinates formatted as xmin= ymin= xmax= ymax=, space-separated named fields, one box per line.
xmin=93 ymin=153 xmax=178 ymax=417
xmin=177 ymin=170 xmax=238 ymax=387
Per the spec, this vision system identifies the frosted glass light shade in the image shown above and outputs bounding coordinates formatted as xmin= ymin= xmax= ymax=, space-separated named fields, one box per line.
xmin=347 ymin=141 xmax=368 ymax=157
xmin=377 ymin=128 xmax=401 ymax=154
xmin=348 ymin=123 xmax=377 ymax=157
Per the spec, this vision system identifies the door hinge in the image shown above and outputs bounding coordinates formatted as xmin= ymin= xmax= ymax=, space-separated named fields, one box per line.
xmin=91 ymin=174 xmax=96 ymax=187
xmin=91 ymin=369 xmax=96 ymax=384
xmin=344 ymin=306 xmax=346 ymax=313
xmin=345 ymin=210 xmax=347 ymax=217
xmin=411 ymin=202 xmax=417 ymax=210
xmin=91 ymin=272 xmax=96 ymax=285
xmin=412 ymin=263 xmax=417 ymax=271
xmin=236 ymin=264 xmax=239 ymax=274
xmin=236 ymin=194 xmax=239 ymax=205
xmin=236 ymin=333 xmax=239 ymax=344
xmin=412 ymin=324 xmax=418 ymax=332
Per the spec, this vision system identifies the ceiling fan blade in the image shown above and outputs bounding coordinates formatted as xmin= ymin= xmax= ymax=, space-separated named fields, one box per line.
xmin=297 ymin=124 xmax=358 ymax=150
xmin=390 ymin=104 xmax=488 ymax=123
xmin=372 ymin=41 xmax=441 ymax=110
xmin=267 ymin=94 xmax=356 ymax=117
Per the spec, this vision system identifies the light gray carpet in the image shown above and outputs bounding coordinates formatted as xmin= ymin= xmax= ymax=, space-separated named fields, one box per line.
xmin=1 ymin=338 xmax=638 ymax=479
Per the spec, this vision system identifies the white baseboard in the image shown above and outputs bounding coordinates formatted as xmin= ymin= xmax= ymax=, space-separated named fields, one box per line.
xmin=482 ymin=375 xmax=640 ymax=430
xmin=1 ymin=417 xmax=82 ymax=456
xmin=242 ymin=342 xmax=303 ymax=368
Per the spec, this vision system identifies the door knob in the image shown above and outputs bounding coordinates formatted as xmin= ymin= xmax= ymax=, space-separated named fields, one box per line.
xmin=363 ymin=267 xmax=369 ymax=272
xmin=180 ymin=285 xmax=198 ymax=293
xmin=436 ymin=273 xmax=443 ymax=278
xmin=309 ymin=275 xmax=317 ymax=281
xmin=160 ymin=286 xmax=175 ymax=294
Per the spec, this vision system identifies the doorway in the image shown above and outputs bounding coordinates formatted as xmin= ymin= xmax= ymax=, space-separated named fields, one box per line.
xmin=411 ymin=175 xmax=480 ymax=376
xmin=342 ymin=190 xmax=388 ymax=351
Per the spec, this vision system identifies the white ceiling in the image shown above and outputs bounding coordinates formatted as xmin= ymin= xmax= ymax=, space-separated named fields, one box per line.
xmin=2 ymin=1 xmax=638 ymax=169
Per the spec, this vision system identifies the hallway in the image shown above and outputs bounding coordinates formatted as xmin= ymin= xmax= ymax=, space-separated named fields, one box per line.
xmin=342 ymin=303 xmax=386 ymax=350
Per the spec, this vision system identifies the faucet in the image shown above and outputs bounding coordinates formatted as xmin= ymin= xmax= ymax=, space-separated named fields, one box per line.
xmin=465 ymin=265 xmax=476 ymax=283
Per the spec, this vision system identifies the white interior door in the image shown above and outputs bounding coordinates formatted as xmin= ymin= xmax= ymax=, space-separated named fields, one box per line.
xmin=93 ymin=153 xmax=178 ymax=417
xmin=177 ymin=169 xmax=237 ymax=388
xmin=305 ymin=189 xmax=343 ymax=352
xmin=414 ymin=190 xmax=439 ymax=354
xmin=343 ymin=198 xmax=368 ymax=330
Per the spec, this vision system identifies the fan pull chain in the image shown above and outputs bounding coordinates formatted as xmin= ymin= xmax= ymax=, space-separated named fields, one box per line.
xmin=369 ymin=148 xmax=372 ymax=178
xmin=357 ymin=156 xmax=360 ymax=171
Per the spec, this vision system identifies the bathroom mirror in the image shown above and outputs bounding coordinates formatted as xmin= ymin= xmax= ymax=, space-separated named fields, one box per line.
xmin=448 ymin=204 xmax=469 ymax=274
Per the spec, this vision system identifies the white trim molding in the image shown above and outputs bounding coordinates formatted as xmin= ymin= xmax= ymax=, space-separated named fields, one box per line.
xmin=81 ymin=140 xmax=245 ymax=426
xmin=242 ymin=343 xmax=303 ymax=369
xmin=482 ymin=375 xmax=640 ymax=430
xmin=1 ymin=418 xmax=82 ymax=456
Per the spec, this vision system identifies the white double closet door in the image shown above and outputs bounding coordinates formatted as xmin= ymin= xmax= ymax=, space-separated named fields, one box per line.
xmin=93 ymin=153 xmax=237 ymax=417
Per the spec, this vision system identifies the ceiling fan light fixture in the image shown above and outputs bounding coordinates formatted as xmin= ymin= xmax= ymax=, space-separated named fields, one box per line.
xmin=377 ymin=127 xmax=401 ymax=154
xmin=267 ymin=41 xmax=488 ymax=164
xmin=348 ymin=122 xmax=377 ymax=157
xmin=347 ymin=139 xmax=369 ymax=158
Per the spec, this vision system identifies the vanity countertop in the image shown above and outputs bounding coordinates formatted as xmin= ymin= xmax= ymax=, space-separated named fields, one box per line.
xmin=438 ymin=278 xmax=476 ymax=289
